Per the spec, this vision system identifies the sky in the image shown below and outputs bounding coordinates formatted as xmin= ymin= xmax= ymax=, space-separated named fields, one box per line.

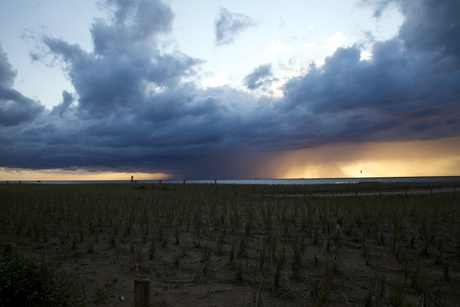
xmin=0 ymin=0 xmax=459 ymax=180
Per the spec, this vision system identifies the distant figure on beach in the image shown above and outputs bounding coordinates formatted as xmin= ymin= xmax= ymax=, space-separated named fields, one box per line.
xmin=131 ymin=176 xmax=134 ymax=183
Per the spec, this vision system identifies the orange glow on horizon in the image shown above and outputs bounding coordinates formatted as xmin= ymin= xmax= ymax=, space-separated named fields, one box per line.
xmin=0 ymin=137 xmax=459 ymax=181
xmin=276 ymin=137 xmax=460 ymax=179
xmin=0 ymin=168 xmax=169 ymax=181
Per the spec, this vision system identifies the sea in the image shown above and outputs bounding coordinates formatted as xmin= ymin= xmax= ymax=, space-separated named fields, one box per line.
xmin=3 ymin=176 xmax=460 ymax=185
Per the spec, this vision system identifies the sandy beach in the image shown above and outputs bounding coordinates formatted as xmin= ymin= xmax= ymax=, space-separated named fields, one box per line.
xmin=1 ymin=183 xmax=459 ymax=306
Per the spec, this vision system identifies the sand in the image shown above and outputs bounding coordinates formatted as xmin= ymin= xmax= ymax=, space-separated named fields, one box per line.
xmin=1 ymin=183 xmax=459 ymax=306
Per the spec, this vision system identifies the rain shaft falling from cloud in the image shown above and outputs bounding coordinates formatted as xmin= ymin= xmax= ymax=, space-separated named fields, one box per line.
xmin=0 ymin=0 xmax=459 ymax=178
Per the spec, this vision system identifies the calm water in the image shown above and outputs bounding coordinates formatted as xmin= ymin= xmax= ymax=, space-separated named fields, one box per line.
xmin=5 ymin=176 xmax=460 ymax=185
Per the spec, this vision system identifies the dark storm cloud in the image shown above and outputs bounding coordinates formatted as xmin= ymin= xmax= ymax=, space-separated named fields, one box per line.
xmin=40 ymin=0 xmax=200 ymax=116
xmin=365 ymin=0 xmax=460 ymax=58
xmin=0 ymin=0 xmax=261 ymax=178
xmin=44 ymin=35 xmax=199 ymax=114
xmin=281 ymin=37 xmax=460 ymax=143
xmin=51 ymin=91 xmax=74 ymax=117
xmin=0 ymin=44 xmax=44 ymax=126
xmin=398 ymin=1 xmax=460 ymax=58
xmin=244 ymin=64 xmax=274 ymax=90
xmin=1 ymin=0 xmax=460 ymax=178
xmin=91 ymin=0 xmax=174 ymax=55
xmin=0 ymin=44 xmax=16 ymax=87
xmin=283 ymin=40 xmax=421 ymax=114
xmin=214 ymin=8 xmax=255 ymax=46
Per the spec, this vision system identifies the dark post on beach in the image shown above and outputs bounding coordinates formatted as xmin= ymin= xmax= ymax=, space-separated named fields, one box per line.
xmin=134 ymin=278 xmax=150 ymax=307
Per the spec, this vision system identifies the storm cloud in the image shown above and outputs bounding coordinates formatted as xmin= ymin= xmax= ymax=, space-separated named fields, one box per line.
xmin=0 ymin=44 xmax=44 ymax=126
xmin=51 ymin=91 xmax=74 ymax=117
xmin=244 ymin=64 xmax=274 ymax=90
xmin=214 ymin=8 xmax=256 ymax=46
xmin=0 ymin=0 xmax=459 ymax=178
xmin=282 ymin=51 xmax=459 ymax=147
xmin=374 ymin=0 xmax=460 ymax=57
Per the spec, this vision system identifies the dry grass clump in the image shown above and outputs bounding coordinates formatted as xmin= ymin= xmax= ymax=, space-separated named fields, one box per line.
xmin=0 ymin=183 xmax=459 ymax=306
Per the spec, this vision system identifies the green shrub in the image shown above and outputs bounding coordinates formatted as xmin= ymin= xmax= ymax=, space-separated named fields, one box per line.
xmin=0 ymin=251 xmax=84 ymax=307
